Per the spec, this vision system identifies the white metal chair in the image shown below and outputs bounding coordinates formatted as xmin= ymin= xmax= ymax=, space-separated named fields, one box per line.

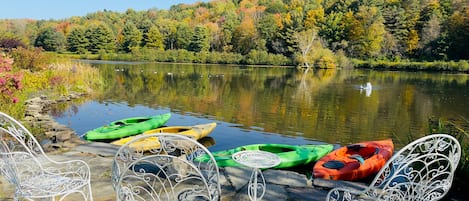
xmin=326 ymin=134 xmax=461 ymax=201
xmin=111 ymin=133 xmax=221 ymax=201
xmin=0 ymin=111 xmax=93 ymax=201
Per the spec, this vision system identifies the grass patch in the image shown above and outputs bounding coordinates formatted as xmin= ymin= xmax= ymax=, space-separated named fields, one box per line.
xmin=428 ymin=116 xmax=469 ymax=178
xmin=353 ymin=59 xmax=469 ymax=73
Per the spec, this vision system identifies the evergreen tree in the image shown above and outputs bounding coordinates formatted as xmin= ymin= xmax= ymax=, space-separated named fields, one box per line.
xmin=34 ymin=27 xmax=65 ymax=52
xmin=319 ymin=11 xmax=347 ymax=51
xmin=189 ymin=25 xmax=210 ymax=52
xmin=257 ymin=13 xmax=281 ymax=53
xmin=419 ymin=13 xmax=442 ymax=58
xmin=86 ymin=24 xmax=115 ymax=53
xmin=447 ymin=8 xmax=469 ymax=60
xmin=382 ymin=4 xmax=408 ymax=55
xmin=121 ymin=22 xmax=142 ymax=52
xmin=175 ymin=23 xmax=192 ymax=50
xmin=144 ymin=26 xmax=164 ymax=50
xmin=67 ymin=26 xmax=89 ymax=53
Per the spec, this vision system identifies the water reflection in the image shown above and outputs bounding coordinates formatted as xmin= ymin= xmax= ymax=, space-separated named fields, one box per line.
xmin=53 ymin=62 xmax=469 ymax=150
xmin=199 ymin=137 xmax=216 ymax=148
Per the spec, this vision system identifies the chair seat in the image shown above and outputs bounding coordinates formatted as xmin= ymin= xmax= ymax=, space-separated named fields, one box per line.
xmin=19 ymin=173 xmax=88 ymax=197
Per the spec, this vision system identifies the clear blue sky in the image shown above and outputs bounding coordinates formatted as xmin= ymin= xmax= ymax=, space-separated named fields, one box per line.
xmin=0 ymin=0 xmax=205 ymax=20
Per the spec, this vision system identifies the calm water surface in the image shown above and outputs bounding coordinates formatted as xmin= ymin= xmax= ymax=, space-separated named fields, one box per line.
xmin=52 ymin=61 xmax=469 ymax=151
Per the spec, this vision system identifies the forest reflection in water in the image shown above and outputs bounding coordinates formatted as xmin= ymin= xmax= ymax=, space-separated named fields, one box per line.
xmin=53 ymin=61 xmax=469 ymax=151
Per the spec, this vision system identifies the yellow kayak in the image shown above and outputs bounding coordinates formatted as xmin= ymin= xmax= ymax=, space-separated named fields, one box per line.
xmin=110 ymin=122 xmax=217 ymax=151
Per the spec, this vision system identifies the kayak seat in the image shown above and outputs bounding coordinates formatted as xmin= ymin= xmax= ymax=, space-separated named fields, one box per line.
xmin=112 ymin=133 xmax=221 ymax=201
xmin=135 ymin=118 xmax=150 ymax=123
xmin=125 ymin=118 xmax=151 ymax=124
xmin=259 ymin=146 xmax=294 ymax=153
xmin=327 ymin=134 xmax=461 ymax=201
xmin=323 ymin=160 xmax=346 ymax=170
xmin=348 ymin=154 xmax=365 ymax=164
xmin=346 ymin=146 xmax=376 ymax=160
xmin=115 ymin=121 xmax=126 ymax=126
xmin=346 ymin=144 xmax=366 ymax=150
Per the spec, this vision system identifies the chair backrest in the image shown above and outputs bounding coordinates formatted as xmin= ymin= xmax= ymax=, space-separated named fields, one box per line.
xmin=366 ymin=134 xmax=461 ymax=201
xmin=0 ymin=112 xmax=93 ymax=201
xmin=0 ymin=112 xmax=47 ymax=185
xmin=112 ymin=133 xmax=221 ymax=201
xmin=0 ymin=112 xmax=47 ymax=158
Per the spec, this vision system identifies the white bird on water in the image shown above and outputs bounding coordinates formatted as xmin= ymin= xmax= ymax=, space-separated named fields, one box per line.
xmin=360 ymin=82 xmax=372 ymax=90
xmin=360 ymin=82 xmax=372 ymax=97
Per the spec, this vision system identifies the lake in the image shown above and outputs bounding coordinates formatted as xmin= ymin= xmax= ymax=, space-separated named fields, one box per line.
xmin=52 ymin=61 xmax=469 ymax=152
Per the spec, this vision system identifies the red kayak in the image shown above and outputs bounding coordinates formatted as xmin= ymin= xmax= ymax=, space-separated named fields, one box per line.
xmin=313 ymin=139 xmax=394 ymax=181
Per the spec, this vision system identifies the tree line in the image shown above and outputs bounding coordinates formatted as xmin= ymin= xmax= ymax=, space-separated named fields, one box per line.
xmin=0 ymin=0 xmax=468 ymax=67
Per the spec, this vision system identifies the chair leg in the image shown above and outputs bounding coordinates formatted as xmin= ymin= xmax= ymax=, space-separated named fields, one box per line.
xmin=86 ymin=183 xmax=94 ymax=201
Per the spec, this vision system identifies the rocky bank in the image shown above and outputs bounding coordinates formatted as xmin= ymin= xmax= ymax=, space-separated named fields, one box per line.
xmin=22 ymin=93 xmax=88 ymax=152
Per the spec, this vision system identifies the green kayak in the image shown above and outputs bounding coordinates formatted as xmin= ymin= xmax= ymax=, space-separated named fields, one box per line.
xmin=197 ymin=143 xmax=334 ymax=169
xmin=83 ymin=113 xmax=171 ymax=141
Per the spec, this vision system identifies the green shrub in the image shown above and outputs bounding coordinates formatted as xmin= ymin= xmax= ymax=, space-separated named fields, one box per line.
xmin=244 ymin=50 xmax=291 ymax=66
xmin=70 ymin=49 xmax=290 ymax=66
xmin=194 ymin=51 xmax=209 ymax=63
xmin=355 ymin=59 xmax=469 ymax=72
xmin=10 ymin=47 xmax=50 ymax=71
xmin=219 ymin=52 xmax=243 ymax=64
xmin=176 ymin=49 xmax=195 ymax=63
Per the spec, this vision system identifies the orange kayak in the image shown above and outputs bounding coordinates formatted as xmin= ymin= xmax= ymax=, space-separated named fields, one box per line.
xmin=313 ymin=139 xmax=394 ymax=181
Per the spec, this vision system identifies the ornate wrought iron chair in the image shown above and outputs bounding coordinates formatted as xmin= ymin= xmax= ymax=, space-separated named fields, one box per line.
xmin=111 ymin=133 xmax=221 ymax=201
xmin=326 ymin=134 xmax=461 ymax=201
xmin=0 ymin=112 xmax=93 ymax=201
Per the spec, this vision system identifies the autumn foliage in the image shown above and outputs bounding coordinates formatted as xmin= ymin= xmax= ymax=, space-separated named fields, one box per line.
xmin=0 ymin=53 xmax=23 ymax=103
xmin=1 ymin=0 xmax=468 ymax=67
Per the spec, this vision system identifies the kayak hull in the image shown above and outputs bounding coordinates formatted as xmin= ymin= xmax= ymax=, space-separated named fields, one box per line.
xmin=84 ymin=113 xmax=171 ymax=141
xmin=110 ymin=122 xmax=217 ymax=151
xmin=198 ymin=143 xmax=334 ymax=169
xmin=313 ymin=139 xmax=394 ymax=181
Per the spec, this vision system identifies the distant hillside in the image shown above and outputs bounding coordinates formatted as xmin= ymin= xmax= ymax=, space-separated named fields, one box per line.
xmin=1 ymin=0 xmax=468 ymax=61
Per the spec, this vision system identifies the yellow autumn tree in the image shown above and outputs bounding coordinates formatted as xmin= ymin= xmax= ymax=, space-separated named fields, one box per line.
xmin=406 ymin=29 xmax=419 ymax=55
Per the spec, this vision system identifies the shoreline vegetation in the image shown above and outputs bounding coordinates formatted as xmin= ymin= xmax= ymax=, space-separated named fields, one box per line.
xmin=63 ymin=50 xmax=469 ymax=73
xmin=0 ymin=49 xmax=101 ymax=119
xmin=354 ymin=59 xmax=469 ymax=73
